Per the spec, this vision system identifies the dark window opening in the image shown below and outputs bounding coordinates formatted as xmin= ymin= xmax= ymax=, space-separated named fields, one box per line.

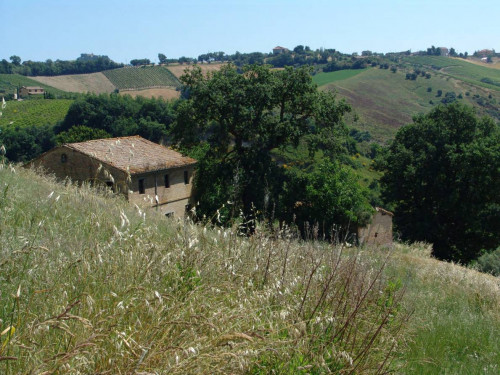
xmin=106 ymin=181 xmax=113 ymax=187
xmin=185 ymin=204 xmax=192 ymax=212
xmin=165 ymin=212 xmax=174 ymax=218
xmin=138 ymin=179 xmax=145 ymax=194
xmin=61 ymin=153 xmax=67 ymax=163
xmin=184 ymin=170 xmax=189 ymax=185
xmin=164 ymin=174 xmax=170 ymax=188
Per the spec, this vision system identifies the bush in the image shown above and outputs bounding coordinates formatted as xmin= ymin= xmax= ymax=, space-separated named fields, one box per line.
xmin=476 ymin=248 xmax=500 ymax=276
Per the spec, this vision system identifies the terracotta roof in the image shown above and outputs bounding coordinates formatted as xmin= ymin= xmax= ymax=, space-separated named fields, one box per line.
xmin=23 ymin=86 xmax=44 ymax=90
xmin=65 ymin=136 xmax=196 ymax=174
xmin=375 ymin=207 xmax=394 ymax=217
xmin=273 ymin=46 xmax=288 ymax=50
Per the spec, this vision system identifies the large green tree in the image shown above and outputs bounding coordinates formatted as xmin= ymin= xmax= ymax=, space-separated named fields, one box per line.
xmin=380 ymin=103 xmax=500 ymax=262
xmin=172 ymin=64 xmax=353 ymax=230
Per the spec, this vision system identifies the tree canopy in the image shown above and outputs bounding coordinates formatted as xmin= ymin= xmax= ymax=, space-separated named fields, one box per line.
xmin=172 ymin=64 xmax=368 ymax=233
xmin=379 ymin=103 xmax=500 ymax=262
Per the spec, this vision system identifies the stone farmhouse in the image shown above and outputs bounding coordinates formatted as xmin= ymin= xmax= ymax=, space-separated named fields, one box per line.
xmin=272 ymin=46 xmax=289 ymax=55
xmin=28 ymin=136 xmax=197 ymax=218
xmin=357 ymin=207 xmax=393 ymax=246
xmin=19 ymin=86 xmax=45 ymax=97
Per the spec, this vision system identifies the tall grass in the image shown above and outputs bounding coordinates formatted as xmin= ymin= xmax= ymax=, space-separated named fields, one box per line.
xmin=0 ymin=165 xmax=406 ymax=374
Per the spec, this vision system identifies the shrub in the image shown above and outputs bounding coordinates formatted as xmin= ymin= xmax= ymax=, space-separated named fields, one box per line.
xmin=476 ymin=248 xmax=500 ymax=276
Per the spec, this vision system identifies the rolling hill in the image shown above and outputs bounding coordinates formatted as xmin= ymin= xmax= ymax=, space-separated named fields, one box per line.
xmin=31 ymin=72 xmax=116 ymax=94
xmin=315 ymin=57 xmax=500 ymax=142
xmin=0 ymin=74 xmax=67 ymax=97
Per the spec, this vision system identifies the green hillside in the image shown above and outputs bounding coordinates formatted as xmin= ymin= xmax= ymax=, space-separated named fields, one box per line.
xmin=1 ymin=165 xmax=498 ymax=374
xmin=312 ymin=68 xmax=366 ymax=86
xmin=103 ymin=65 xmax=181 ymax=90
xmin=0 ymin=99 xmax=73 ymax=129
xmin=318 ymin=64 xmax=500 ymax=142
xmin=404 ymin=55 xmax=500 ymax=91
xmin=0 ymin=74 xmax=67 ymax=96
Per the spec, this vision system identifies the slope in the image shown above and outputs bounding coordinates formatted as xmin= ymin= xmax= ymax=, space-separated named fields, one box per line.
xmin=1 ymin=164 xmax=498 ymax=374
xmin=0 ymin=99 xmax=73 ymax=129
xmin=0 ymin=74 xmax=67 ymax=97
xmin=31 ymin=72 xmax=116 ymax=94
xmin=317 ymin=63 xmax=500 ymax=142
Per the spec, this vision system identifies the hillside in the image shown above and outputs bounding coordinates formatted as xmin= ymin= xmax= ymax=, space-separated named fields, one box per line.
xmin=30 ymin=72 xmax=116 ymax=94
xmin=0 ymin=164 xmax=498 ymax=374
xmin=315 ymin=58 xmax=500 ymax=142
xmin=0 ymin=99 xmax=73 ymax=129
xmin=0 ymin=74 xmax=67 ymax=97
xmin=102 ymin=65 xmax=181 ymax=90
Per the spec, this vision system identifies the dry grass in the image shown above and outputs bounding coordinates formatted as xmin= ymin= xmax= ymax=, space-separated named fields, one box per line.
xmin=120 ymin=88 xmax=180 ymax=100
xmin=167 ymin=63 xmax=225 ymax=79
xmin=0 ymin=164 xmax=406 ymax=374
xmin=30 ymin=72 xmax=116 ymax=94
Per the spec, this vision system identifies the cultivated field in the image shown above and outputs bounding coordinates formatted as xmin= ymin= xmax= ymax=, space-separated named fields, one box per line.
xmin=31 ymin=72 xmax=116 ymax=94
xmin=167 ymin=63 xmax=225 ymax=79
xmin=103 ymin=66 xmax=181 ymax=90
xmin=312 ymin=69 xmax=367 ymax=86
xmin=319 ymin=65 xmax=500 ymax=141
xmin=120 ymin=87 xmax=180 ymax=100
xmin=0 ymin=99 xmax=73 ymax=129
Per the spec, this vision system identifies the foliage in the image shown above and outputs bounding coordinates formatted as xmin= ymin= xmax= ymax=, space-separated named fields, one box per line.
xmin=379 ymin=103 xmax=500 ymax=262
xmin=57 ymin=94 xmax=175 ymax=143
xmin=0 ymin=54 xmax=123 ymax=76
xmin=476 ymin=247 xmax=500 ymax=276
xmin=130 ymin=58 xmax=151 ymax=66
xmin=278 ymin=161 xmax=373 ymax=239
xmin=55 ymin=125 xmax=111 ymax=145
xmin=102 ymin=66 xmax=180 ymax=90
xmin=0 ymin=124 xmax=55 ymax=162
xmin=172 ymin=64 xmax=355 ymax=229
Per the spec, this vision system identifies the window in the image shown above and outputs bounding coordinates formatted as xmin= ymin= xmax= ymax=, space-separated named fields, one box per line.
xmin=165 ymin=212 xmax=174 ymax=218
xmin=164 ymin=174 xmax=170 ymax=188
xmin=60 ymin=153 xmax=67 ymax=163
xmin=184 ymin=170 xmax=189 ymax=185
xmin=185 ymin=204 xmax=192 ymax=212
xmin=138 ymin=179 xmax=145 ymax=194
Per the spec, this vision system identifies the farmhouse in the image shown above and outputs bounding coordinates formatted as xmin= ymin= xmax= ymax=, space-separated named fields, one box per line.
xmin=28 ymin=136 xmax=197 ymax=218
xmin=272 ymin=46 xmax=289 ymax=55
xmin=357 ymin=207 xmax=393 ymax=246
xmin=19 ymin=86 xmax=45 ymax=97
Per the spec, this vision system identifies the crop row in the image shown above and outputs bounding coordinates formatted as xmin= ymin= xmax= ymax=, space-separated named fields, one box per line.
xmin=103 ymin=66 xmax=181 ymax=90
xmin=0 ymin=99 xmax=73 ymax=129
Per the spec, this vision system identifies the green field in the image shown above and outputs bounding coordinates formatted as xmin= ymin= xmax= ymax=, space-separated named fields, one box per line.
xmin=103 ymin=66 xmax=181 ymax=90
xmin=404 ymin=56 xmax=500 ymax=91
xmin=312 ymin=68 xmax=367 ymax=86
xmin=319 ymin=65 xmax=500 ymax=142
xmin=0 ymin=99 xmax=73 ymax=129
xmin=0 ymin=74 xmax=67 ymax=96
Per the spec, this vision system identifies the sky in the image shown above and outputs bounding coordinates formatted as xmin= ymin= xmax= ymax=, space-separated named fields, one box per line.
xmin=1 ymin=0 xmax=499 ymax=64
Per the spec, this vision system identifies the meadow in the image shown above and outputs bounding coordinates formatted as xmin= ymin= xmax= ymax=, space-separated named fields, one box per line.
xmin=312 ymin=69 xmax=367 ymax=87
xmin=0 ymin=99 xmax=73 ymax=129
xmin=103 ymin=66 xmax=181 ymax=90
xmin=0 ymin=164 xmax=498 ymax=374
xmin=404 ymin=55 xmax=500 ymax=91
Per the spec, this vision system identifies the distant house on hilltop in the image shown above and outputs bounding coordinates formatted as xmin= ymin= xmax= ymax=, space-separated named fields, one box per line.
xmin=357 ymin=207 xmax=393 ymax=246
xmin=272 ymin=46 xmax=289 ymax=55
xmin=27 ymin=136 xmax=197 ymax=218
xmin=438 ymin=47 xmax=449 ymax=56
xmin=19 ymin=86 xmax=44 ymax=97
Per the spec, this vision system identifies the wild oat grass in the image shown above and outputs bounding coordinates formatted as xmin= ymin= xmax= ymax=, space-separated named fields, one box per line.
xmin=1 ymin=165 xmax=499 ymax=374
xmin=0 ymin=165 xmax=406 ymax=374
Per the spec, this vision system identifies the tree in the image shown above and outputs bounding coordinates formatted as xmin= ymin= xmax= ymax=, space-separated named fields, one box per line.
xmin=379 ymin=103 xmax=500 ymax=262
xmin=172 ymin=64 xmax=352 ymax=230
xmin=9 ymin=55 xmax=21 ymax=66
xmin=130 ymin=58 xmax=150 ymax=66
xmin=158 ymin=53 xmax=167 ymax=64
xmin=55 ymin=125 xmax=111 ymax=145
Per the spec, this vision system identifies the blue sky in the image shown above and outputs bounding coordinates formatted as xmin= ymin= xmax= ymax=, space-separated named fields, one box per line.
xmin=1 ymin=0 xmax=498 ymax=63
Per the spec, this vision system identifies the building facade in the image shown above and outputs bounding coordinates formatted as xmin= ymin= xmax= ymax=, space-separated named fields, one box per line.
xmin=28 ymin=136 xmax=197 ymax=218
xmin=19 ymin=86 xmax=45 ymax=97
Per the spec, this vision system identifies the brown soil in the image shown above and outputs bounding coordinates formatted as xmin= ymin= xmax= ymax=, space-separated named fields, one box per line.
xmin=31 ymin=72 xmax=116 ymax=93
xmin=120 ymin=88 xmax=180 ymax=100
xmin=166 ymin=63 xmax=225 ymax=78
